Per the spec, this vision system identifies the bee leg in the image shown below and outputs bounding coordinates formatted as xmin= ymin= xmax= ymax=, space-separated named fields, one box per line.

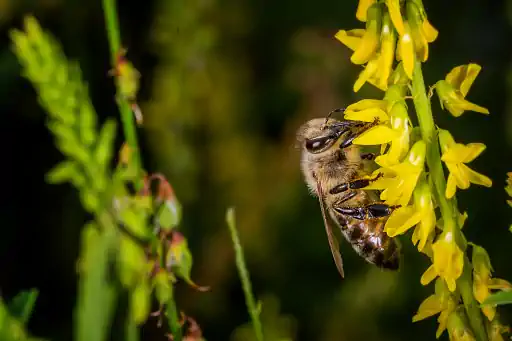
xmin=334 ymin=206 xmax=366 ymax=220
xmin=365 ymin=203 xmax=399 ymax=218
xmin=361 ymin=153 xmax=376 ymax=161
xmin=340 ymin=120 xmax=379 ymax=149
xmin=329 ymin=173 xmax=382 ymax=195
xmin=334 ymin=203 xmax=399 ymax=220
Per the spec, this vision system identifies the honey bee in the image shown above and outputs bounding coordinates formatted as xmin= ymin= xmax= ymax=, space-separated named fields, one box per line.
xmin=297 ymin=113 xmax=401 ymax=278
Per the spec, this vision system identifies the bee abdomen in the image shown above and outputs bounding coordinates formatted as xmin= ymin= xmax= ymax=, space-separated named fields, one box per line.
xmin=342 ymin=220 xmax=400 ymax=270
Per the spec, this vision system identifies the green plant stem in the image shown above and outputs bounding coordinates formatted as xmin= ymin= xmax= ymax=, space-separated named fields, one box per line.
xmin=226 ymin=208 xmax=264 ymax=341
xmin=410 ymin=60 xmax=488 ymax=341
xmin=102 ymin=0 xmax=141 ymax=182
xmin=166 ymin=291 xmax=182 ymax=341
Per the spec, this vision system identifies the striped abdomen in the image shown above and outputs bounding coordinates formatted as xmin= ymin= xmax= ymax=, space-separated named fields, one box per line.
xmin=330 ymin=210 xmax=400 ymax=270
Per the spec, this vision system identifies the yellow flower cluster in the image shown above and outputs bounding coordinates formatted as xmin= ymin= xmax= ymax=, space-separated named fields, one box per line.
xmin=336 ymin=0 xmax=438 ymax=92
xmin=334 ymin=1 xmax=505 ymax=339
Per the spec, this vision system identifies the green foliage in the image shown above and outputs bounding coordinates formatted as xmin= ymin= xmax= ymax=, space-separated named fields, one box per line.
xmin=483 ymin=291 xmax=512 ymax=306
xmin=10 ymin=16 xmax=115 ymax=215
xmin=0 ymin=290 xmax=43 ymax=341
xmin=8 ymin=289 xmax=38 ymax=325
xmin=10 ymin=13 xmax=207 ymax=341
xmin=226 ymin=208 xmax=264 ymax=341
xmin=75 ymin=223 xmax=117 ymax=341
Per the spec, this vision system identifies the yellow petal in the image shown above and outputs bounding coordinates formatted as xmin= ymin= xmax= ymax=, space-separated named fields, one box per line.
xmin=488 ymin=278 xmax=512 ymax=290
xmin=344 ymin=107 xmax=389 ymax=122
xmin=462 ymin=143 xmax=486 ymax=163
xmin=346 ymin=98 xmax=387 ymax=111
xmin=456 ymin=97 xmax=490 ymax=115
xmin=356 ymin=0 xmax=376 ymax=22
xmin=446 ymin=64 xmax=482 ymax=97
xmin=422 ymin=18 xmax=438 ymax=43
xmin=377 ymin=13 xmax=395 ymax=89
xmin=385 ymin=0 xmax=405 ymax=36
xmin=421 ymin=264 xmax=438 ymax=286
xmin=353 ymin=124 xmax=398 ymax=145
xmin=442 ymin=144 xmax=475 ymax=163
xmin=432 ymin=233 xmax=464 ymax=292
xmin=446 ymin=173 xmax=457 ymax=199
xmin=399 ymin=22 xmax=415 ymax=79
xmin=353 ymin=57 xmax=379 ymax=92
xmin=384 ymin=206 xmax=422 ymax=237
xmin=473 ymin=276 xmax=489 ymax=304
xmin=335 ymin=29 xmax=365 ymax=51
xmin=436 ymin=308 xmax=451 ymax=338
xmin=482 ymin=306 xmax=496 ymax=322
xmin=461 ymin=164 xmax=492 ymax=187
xmin=412 ymin=294 xmax=444 ymax=322
xmin=446 ymin=163 xmax=470 ymax=190
xmin=351 ymin=5 xmax=381 ymax=65
xmin=406 ymin=1 xmax=429 ymax=62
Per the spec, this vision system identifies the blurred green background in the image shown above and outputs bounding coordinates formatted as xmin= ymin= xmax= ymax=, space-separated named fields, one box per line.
xmin=1 ymin=0 xmax=512 ymax=340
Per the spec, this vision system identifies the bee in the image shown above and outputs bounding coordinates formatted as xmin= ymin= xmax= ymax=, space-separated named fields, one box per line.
xmin=297 ymin=113 xmax=401 ymax=278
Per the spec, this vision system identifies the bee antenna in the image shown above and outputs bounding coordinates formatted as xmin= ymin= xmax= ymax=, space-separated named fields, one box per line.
xmin=324 ymin=108 xmax=345 ymax=127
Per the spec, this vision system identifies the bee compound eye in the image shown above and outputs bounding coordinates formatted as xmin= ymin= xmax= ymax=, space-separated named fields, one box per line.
xmin=305 ymin=136 xmax=334 ymax=153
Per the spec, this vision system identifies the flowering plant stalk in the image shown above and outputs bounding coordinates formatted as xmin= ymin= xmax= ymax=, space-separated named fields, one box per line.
xmin=10 ymin=5 xmax=209 ymax=341
xmin=335 ymin=1 xmax=511 ymax=340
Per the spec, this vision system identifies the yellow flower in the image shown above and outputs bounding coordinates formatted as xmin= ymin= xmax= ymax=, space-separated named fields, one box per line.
xmin=406 ymin=1 xmax=429 ymax=62
xmin=384 ymin=178 xmax=435 ymax=252
xmin=366 ymin=140 xmax=426 ymax=207
xmin=388 ymin=62 xmax=410 ymax=86
xmin=350 ymin=13 xmax=396 ymax=92
xmin=344 ymin=99 xmax=389 ymax=122
xmin=343 ymin=99 xmax=401 ymax=145
xmin=385 ymin=0 xmax=404 ymax=36
xmin=351 ymin=4 xmax=382 ymax=65
xmin=439 ymin=129 xmax=492 ymax=199
xmin=356 ymin=0 xmax=376 ymax=22
xmin=413 ymin=278 xmax=457 ymax=338
xmin=397 ymin=21 xmax=415 ymax=79
xmin=375 ymin=85 xmax=411 ymax=167
xmin=447 ymin=311 xmax=476 ymax=341
xmin=334 ymin=29 xmax=365 ymax=51
xmin=435 ymin=64 xmax=489 ymax=117
xmin=421 ymin=222 xmax=463 ymax=292
xmin=375 ymin=13 xmax=395 ymax=90
xmin=472 ymin=244 xmax=512 ymax=321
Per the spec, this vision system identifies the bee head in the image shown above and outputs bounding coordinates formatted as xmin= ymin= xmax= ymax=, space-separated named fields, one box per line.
xmin=296 ymin=118 xmax=351 ymax=154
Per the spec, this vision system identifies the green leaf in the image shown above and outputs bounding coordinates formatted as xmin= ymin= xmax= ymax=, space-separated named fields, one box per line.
xmin=482 ymin=290 xmax=512 ymax=306
xmin=117 ymin=236 xmax=146 ymax=288
xmin=94 ymin=119 xmax=117 ymax=167
xmin=80 ymin=189 xmax=99 ymax=213
xmin=79 ymin=101 xmax=97 ymax=147
xmin=46 ymin=161 xmax=80 ymax=185
xmin=154 ymin=271 xmax=172 ymax=305
xmin=119 ymin=206 xmax=150 ymax=240
xmin=165 ymin=296 xmax=182 ymax=341
xmin=156 ymin=200 xmax=181 ymax=231
xmin=130 ymin=280 xmax=150 ymax=325
xmin=7 ymin=289 xmax=38 ymax=324
xmin=75 ymin=224 xmax=117 ymax=341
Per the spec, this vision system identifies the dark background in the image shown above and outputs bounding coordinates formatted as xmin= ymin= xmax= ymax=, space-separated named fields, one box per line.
xmin=1 ymin=0 xmax=511 ymax=340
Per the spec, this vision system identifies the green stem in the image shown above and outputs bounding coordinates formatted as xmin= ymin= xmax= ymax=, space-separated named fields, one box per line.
xmin=226 ymin=208 xmax=264 ymax=341
xmin=410 ymin=61 xmax=488 ymax=341
xmin=166 ymin=290 xmax=182 ymax=341
xmin=101 ymin=0 xmax=142 ymax=182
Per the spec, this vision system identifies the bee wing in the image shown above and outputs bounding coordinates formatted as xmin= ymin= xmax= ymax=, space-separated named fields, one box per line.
xmin=316 ymin=180 xmax=345 ymax=279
